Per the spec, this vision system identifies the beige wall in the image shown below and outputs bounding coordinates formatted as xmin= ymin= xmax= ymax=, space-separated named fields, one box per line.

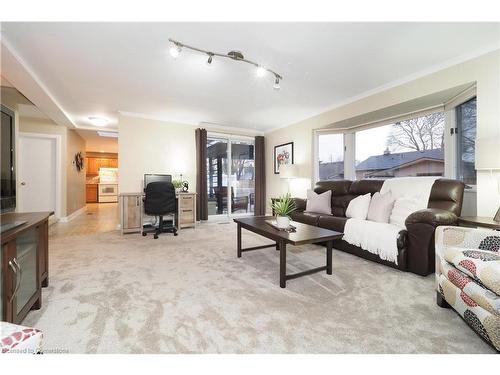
xmin=19 ymin=117 xmax=86 ymax=217
xmin=118 ymin=115 xmax=198 ymax=193
xmin=266 ymin=50 xmax=500 ymax=216
xmin=66 ymin=129 xmax=86 ymax=215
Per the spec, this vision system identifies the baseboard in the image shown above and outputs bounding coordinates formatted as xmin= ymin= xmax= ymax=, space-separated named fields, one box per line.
xmin=60 ymin=206 xmax=87 ymax=222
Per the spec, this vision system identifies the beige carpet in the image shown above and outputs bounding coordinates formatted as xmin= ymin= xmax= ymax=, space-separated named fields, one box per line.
xmin=24 ymin=222 xmax=495 ymax=353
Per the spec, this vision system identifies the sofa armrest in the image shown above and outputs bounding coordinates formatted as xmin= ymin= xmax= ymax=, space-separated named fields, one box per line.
xmin=405 ymin=208 xmax=458 ymax=228
xmin=292 ymin=198 xmax=307 ymax=212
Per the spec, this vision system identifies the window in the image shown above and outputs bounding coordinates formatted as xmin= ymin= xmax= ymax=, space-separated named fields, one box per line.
xmin=456 ymin=97 xmax=477 ymax=185
xmin=355 ymin=112 xmax=445 ymax=179
xmin=318 ymin=133 xmax=344 ymax=180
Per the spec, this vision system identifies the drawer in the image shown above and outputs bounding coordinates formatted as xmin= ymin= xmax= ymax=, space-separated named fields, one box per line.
xmin=179 ymin=195 xmax=194 ymax=209
xmin=179 ymin=209 xmax=194 ymax=224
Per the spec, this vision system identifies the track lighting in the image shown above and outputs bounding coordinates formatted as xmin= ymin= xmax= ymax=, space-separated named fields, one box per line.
xmin=256 ymin=66 xmax=266 ymax=77
xmin=168 ymin=38 xmax=283 ymax=89
xmin=273 ymin=77 xmax=280 ymax=90
xmin=169 ymin=43 xmax=181 ymax=58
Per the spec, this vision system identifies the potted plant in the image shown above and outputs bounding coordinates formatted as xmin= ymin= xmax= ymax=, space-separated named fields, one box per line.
xmin=271 ymin=193 xmax=296 ymax=229
xmin=172 ymin=180 xmax=183 ymax=193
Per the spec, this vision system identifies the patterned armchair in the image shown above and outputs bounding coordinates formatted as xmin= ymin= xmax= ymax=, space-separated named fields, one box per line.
xmin=435 ymin=226 xmax=500 ymax=351
xmin=1 ymin=321 xmax=43 ymax=354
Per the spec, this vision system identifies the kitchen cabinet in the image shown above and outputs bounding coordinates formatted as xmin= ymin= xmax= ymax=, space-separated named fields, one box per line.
xmin=1 ymin=212 xmax=50 ymax=324
xmin=85 ymin=156 xmax=118 ymax=176
xmin=86 ymin=184 xmax=98 ymax=203
xmin=108 ymin=158 xmax=118 ymax=168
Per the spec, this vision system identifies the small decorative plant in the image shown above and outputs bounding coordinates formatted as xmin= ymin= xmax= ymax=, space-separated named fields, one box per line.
xmin=172 ymin=180 xmax=184 ymax=189
xmin=271 ymin=193 xmax=296 ymax=228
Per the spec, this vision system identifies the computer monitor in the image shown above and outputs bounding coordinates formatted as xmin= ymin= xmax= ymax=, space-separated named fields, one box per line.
xmin=144 ymin=174 xmax=172 ymax=189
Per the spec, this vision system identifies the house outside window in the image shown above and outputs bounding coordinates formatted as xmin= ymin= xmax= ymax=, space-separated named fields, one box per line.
xmin=355 ymin=112 xmax=445 ymax=179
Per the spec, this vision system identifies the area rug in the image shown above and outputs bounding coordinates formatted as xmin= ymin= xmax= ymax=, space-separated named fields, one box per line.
xmin=23 ymin=222 xmax=495 ymax=353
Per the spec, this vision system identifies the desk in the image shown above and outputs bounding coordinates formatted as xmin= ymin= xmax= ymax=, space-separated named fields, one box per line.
xmin=119 ymin=192 xmax=196 ymax=234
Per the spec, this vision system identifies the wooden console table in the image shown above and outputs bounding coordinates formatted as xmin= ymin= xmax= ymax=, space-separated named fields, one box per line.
xmin=1 ymin=211 xmax=51 ymax=324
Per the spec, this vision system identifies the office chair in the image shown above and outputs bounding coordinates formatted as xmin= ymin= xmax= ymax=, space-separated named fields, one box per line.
xmin=142 ymin=181 xmax=178 ymax=239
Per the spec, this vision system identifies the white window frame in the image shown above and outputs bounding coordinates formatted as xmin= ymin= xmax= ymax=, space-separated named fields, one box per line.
xmin=313 ymin=129 xmax=348 ymax=184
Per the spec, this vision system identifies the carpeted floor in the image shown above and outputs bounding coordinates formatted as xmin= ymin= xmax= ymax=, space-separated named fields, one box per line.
xmin=24 ymin=222 xmax=495 ymax=353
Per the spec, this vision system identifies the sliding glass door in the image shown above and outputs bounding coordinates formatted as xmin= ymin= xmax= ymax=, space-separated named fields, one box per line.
xmin=207 ymin=135 xmax=255 ymax=218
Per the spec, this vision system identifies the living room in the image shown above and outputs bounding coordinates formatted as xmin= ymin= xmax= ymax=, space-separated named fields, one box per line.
xmin=1 ymin=1 xmax=500 ymax=373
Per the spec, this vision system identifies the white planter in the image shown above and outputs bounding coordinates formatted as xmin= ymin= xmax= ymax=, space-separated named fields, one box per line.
xmin=276 ymin=216 xmax=290 ymax=229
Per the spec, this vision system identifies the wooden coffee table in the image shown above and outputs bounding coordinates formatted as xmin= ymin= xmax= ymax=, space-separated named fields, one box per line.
xmin=233 ymin=216 xmax=343 ymax=288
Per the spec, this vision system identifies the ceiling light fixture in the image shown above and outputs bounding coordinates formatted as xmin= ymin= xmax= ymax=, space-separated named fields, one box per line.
xmin=256 ymin=66 xmax=266 ymax=77
xmin=168 ymin=38 xmax=283 ymax=89
xmin=88 ymin=116 xmax=109 ymax=127
xmin=97 ymin=131 xmax=118 ymax=138
xmin=273 ymin=77 xmax=281 ymax=91
xmin=169 ymin=42 xmax=182 ymax=58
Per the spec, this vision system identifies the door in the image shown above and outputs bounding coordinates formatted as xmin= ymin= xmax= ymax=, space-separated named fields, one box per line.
xmin=18 ymin=135 xmax=57 ymax=214
xmin=206 ymin=135 xmax=255 ymax=218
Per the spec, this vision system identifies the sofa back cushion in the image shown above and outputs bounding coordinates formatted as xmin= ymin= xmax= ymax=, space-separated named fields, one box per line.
xmin=349 ymin=179 xmax=384 ymax=196
xmin=314 ymin=180 xmax=353 ymax=217
xmin=428 ymin=179 xmax=465 ymax=216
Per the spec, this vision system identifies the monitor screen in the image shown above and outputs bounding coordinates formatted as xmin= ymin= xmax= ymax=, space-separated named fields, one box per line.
xmin=144 ymin=174 xmax=172 ymax=188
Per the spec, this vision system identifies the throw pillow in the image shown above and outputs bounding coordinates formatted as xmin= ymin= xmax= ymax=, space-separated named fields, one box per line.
xmin=305 ymin=190 xmax=332 ymax=215
xmin=389 ymin=195 xmax=423 ymax=228
xmin=345 ymin=193 xmax=371 ymax=219
xmin=367 ymin=191 xmax=395 ymax=223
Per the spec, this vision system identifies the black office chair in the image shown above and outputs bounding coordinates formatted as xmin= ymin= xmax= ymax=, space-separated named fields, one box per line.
xmin=142 ymin=181 xmax=178 ymax=239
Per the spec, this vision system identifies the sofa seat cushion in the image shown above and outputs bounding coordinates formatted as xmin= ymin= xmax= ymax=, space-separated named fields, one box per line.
xmin=439 ymin=274 xmax=500 ymax=351
xmin=440 ymin=259 xmax=500 ymax=316
xmin=443 ymin=247 xmax=500 ymax=296
xmin=290 ymin=211 xmax=320 ymax=226
xmin=0 ymin=322 xmax=42 ymax=354
xmin=318 ymin=215 xmax=347 ymax=232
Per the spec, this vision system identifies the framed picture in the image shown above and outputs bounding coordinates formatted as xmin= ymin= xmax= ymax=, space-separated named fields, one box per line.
xmin=274 ymin=142 xmax=294 ymax=174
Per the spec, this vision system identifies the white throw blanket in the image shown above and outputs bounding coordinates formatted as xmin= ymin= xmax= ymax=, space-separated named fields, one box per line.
xmin=343 ymin=177 xmax=438 ymax=264
xmin=343 ymin=219 xmax=403 ymax=264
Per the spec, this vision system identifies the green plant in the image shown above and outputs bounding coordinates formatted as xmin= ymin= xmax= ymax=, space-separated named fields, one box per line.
xmin=271 ymin=193 xmax=296 ymax=217
xmin=172 ymin=180 xmax=183 ymax=189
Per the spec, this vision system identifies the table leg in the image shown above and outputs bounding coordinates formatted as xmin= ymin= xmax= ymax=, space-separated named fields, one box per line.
xmin=279 ymin=240 xmax=287 ymax=288
xmin=237 ymin=223 xmax=242 ymax=258
xmin=326 ymin=240 xmax=333 ymax=275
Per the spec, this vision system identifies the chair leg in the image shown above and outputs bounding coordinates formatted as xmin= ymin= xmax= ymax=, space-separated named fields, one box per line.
xmin=437 ymin=291 xmax=450 ymax=308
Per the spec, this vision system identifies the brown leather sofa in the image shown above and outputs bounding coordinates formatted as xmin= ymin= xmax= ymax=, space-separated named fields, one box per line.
xmin=291 ymin=179 xmax=465 ymax=276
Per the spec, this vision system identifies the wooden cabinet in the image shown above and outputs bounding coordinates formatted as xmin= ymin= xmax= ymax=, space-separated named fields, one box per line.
xmin=85 ymin=156 xmax=118 ymax=176
xmin=1 ymin=212 xmax=50 ymax=324
xmin=120 ymin=194 xmax=143 ymax=234
xmin=86 ymin=184 xmax=98 ymax=203
xmin=178 ymin=193 xmax=196 ymax=229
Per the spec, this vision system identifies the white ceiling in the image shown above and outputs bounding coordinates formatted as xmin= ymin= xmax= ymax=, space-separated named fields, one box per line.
xmin=1 ymin=22 xmax=498 ymax=131
xmin=76 ymin=129 xmax=118 ymax=153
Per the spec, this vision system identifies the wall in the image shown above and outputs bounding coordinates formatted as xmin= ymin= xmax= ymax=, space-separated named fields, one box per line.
xmin=118 ymin=115 xmax=198 ymax=193
xmin=66 ymin=129 xmax=86 ymax=215
xmin=19 ymin=117 xmax=87 ymax=218
xmin=266 ymin=50 xmax=500 ymax=216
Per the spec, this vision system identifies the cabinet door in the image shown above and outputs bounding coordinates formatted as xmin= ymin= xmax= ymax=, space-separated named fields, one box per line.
xmin=87 ymin=158 xmax=98 ymax=175
xmin=108 ymin=158 xmax=118 ymax=168
xmin=122 ymin=195 xmax=142 ymax=231
xmin=13 ymin=227 xmax=39 ymax=323
xmin=99 ymin=158 xmax=109 ymax=168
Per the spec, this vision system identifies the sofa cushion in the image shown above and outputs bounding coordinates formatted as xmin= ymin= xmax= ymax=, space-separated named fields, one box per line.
xmin=305 ymin=190 xmax=332 ymax=215
xmin=290 ymin=211 xmax=320 ymax=226
xmin=444 ymin=247 xmax=500 ymax=296
xmin=367 ymin=191 xmax=394 ymax=223
xmin=389 ymin=195 xmax=423 ymax=228
xmin=346 ymin=193 xmax=371 ymax=219
xmin=318 ymin=215 xmax=347 ymax=232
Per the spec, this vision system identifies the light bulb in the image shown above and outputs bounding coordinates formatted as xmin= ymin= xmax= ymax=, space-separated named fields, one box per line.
xmin=207 ymin=54 xmax=213 ymax=65
xmin=169 ymin=44 xmax=181 ymax=58
xmin=256 ymin=66 xmax=266 ymax=77
xmin=273 ymin=77 xmax=280 ymax=90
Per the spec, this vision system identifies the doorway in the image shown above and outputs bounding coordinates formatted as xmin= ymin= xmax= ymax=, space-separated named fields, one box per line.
xmin=207 ymin=134 xmax=255 ymax=218
xmin=18 ymin=133 xmax=61 ymax=217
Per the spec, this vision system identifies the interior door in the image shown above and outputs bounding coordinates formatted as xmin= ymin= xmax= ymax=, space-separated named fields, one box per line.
xmin=18 ymin=135 xmax=56 ymax=213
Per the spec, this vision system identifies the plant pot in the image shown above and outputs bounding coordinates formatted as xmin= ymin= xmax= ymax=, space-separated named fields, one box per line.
xmin=276 ymin=215 xmax=290 ymax=229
